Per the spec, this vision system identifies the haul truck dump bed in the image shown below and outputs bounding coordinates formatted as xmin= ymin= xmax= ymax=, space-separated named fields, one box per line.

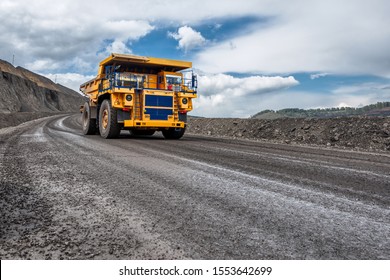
xmin=80 ymin=53 xmax=197 ymax=139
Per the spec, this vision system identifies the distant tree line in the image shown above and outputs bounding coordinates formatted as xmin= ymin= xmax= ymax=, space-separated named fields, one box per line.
xmin=252 ymin=102 xmax=390 ymax=118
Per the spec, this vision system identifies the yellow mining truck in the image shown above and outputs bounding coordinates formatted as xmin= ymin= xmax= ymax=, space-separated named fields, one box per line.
xmin=80 ymin=53 xmax=197 ymax=139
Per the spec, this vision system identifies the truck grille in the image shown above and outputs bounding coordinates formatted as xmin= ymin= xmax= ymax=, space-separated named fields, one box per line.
xmin=144 ymin=95 xmax=173 ymax=120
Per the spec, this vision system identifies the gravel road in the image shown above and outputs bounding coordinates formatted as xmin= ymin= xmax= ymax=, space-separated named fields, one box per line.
xmin=1 ymin=114 xmax=389 ymax=259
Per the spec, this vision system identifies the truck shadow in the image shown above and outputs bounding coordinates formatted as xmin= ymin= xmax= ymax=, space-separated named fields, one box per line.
xmin=117 ymin=131 xmax=165 ymax=140
xmin=117 ymin=131 xmax=196 ymax=141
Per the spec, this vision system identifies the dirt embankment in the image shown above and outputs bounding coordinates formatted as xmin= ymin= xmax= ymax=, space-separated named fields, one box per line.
xmin=0 ymin=59 xmax=86 ymax=113
xmin=187 ymin=117 xmax=390 ymax=152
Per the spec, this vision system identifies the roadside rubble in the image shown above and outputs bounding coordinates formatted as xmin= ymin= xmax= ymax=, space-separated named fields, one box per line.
xmin=187 ymin=116 xmax=390 ymax=152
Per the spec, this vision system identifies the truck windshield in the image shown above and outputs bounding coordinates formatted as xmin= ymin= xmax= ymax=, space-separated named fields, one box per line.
xmin=166 ymin=75 xmax=182 ymax=85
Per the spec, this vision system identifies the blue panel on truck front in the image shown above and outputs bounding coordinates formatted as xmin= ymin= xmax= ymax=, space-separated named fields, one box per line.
xmin=145 ymin=108 xmax=173 ymax=120
xmin=145 ymin=95 xmax=173 ymax=107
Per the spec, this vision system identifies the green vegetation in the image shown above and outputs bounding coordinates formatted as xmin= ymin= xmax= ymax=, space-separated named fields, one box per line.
xmin=251 ymin=102 xmax=390 ymax=119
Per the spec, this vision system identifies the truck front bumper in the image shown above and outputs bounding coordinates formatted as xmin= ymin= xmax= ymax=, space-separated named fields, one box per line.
xmin=123 ymin=120 xmax=186 ymax=129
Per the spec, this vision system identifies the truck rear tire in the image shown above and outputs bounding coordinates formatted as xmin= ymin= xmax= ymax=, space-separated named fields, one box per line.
xmin=99 ymin=99 xmax=121 ymax=139
xmin=82 ymin=102 xmax=97 ymax=135
xmin=162 ymin=128 xmax=185 ymax=139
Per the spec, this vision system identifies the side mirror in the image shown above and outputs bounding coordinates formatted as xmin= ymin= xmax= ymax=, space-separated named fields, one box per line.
xmin=191 ymin=74 xmax=197 ymax=89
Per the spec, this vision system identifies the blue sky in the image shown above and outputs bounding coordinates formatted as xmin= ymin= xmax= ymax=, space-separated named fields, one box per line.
xmin=1 ymin=0 xmax=389 ymax=117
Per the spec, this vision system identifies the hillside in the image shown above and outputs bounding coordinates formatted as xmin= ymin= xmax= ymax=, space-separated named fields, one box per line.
xmin=252 ymin=102 xmax=390 ymax=119
xmin=0 ymin=59 xmax=85 ymax=113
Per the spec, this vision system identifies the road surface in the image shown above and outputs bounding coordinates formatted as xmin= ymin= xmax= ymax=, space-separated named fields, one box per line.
xmin=1 ymin=114 xmax=389 ymax=259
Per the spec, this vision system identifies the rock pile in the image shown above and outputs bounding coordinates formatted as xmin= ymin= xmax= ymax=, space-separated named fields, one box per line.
xmin=187 ymin=117 xmax=390 ymax=152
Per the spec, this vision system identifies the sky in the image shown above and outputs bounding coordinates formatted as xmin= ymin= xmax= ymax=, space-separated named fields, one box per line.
xmin=1 ymin=0 xmax=390 ymax=117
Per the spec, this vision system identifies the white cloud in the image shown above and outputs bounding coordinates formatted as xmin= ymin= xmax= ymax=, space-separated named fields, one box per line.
xmin=198 ymin=73 xmax=298 ymax=97
xmin=168 ymin=26 xmax=206 ymax=52
xmin=100 ymin=20 xmax=154 ymax=56
xmin=0 ymin=1 xmax=153 ymax=73
xmin=44 ymin=73 xmax=95 ymax=92
xmin=337 ymin=102 xmax=351 ymax=108
xmin=105 ymin=40 xmax=132 ymax=55
xmin=332 ymin=82 xmax=390 ymax=95
xmin=103 ymin=20 xmax=153 ymax=41
xmin=191 ymin=73 xmax=299 ymax=117
xmin=195 ymin=0 xmax=390 ymax=78
xmin=26 ymin=59 xmax=62 ymax=72
xmin=310 ymin=73 xmax=329 ymax=80
xmin=3 ymin=0 xmax=390 ymax=78
xmin=192 ymin=77 xmax=390 ymax=117
xmin=191 ymin=90 xmax=368 ymax=118
xmin=0 ymin=0 xmax=258 ymax=71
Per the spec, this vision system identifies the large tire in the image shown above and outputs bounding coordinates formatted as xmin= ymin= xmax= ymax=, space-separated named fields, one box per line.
xmin=99 ymin=99 xmax=121 ymax=139
xmin=82 ymin=102 xmax=97 ymax=135
xmin=162 ymin=128 xmax=185 ymax=139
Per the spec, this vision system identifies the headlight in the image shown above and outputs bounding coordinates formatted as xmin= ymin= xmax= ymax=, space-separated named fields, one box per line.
xmin=182 ymin=98 xmax=188 ymax=105
xmin=126 ymin=95 xmax=132 ymax=101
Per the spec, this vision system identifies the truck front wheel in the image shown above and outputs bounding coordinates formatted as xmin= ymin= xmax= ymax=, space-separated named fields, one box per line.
xmin=162 ymin=128 xmax=185 ymax=139
xmin=82 ymin=102 xmax=97 ymax=135
xmin=99 ymin=99 xmax=121 ymax=139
